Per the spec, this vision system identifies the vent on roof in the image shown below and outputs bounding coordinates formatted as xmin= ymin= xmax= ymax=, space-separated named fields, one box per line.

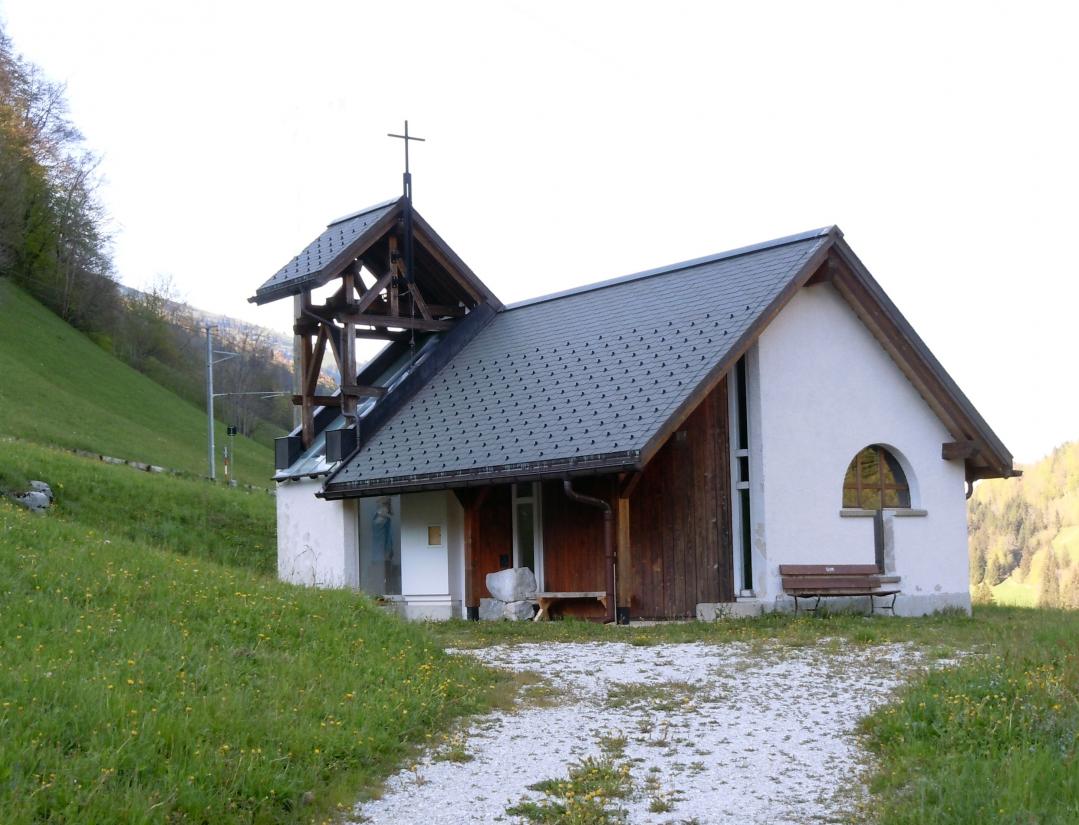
xmin=276 ymin=435 xmax=302 ymax=470
xmin=326 ymin=427 xmax=357 ymax=463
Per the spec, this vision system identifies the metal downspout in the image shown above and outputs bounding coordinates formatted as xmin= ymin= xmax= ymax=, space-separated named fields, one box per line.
xmin=562 ymin=479 xmax=616 ymax=624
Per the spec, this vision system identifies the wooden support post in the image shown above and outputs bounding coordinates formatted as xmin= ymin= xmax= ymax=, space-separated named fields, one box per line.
xmin=456 ymin=486 xmax=489 ymax=619
xmin=291 ymin=295 xmax=305 ymax=430
xmin=341 ymin=270 xmax=357 ymax=419
xmin=615 ymin=487 xmax=633 ymax=618
xmin=463 ymin=503 xmax=476 ymax=614
xmin=388 ymin=235 xmax=401 ymax=316
xmin=299 ymin=331 xmax=314 ymax=447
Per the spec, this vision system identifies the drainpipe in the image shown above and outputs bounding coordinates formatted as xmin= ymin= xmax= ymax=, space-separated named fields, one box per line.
xmin=563 ymin=479 xmax=616 ymax=624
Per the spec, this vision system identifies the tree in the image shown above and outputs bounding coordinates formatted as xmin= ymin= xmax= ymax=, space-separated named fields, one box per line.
xmin=971 ymin=580 xmax=995 ymax=606
xmin=984 ymin=553 xmax=1004 ymax=587
xmin=1018 ymin=543 xmax=1036 ymax=582
xmin=1038 ymin=549 xmax=1061 ymax=609
xmin=1064 ymin=567 xmax=1079 ymax=611
xmin=0 ymin=23 xmax=118 ymax=338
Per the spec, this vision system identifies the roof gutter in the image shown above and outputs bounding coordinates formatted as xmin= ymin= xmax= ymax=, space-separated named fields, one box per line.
xmin=318 ymin=451 xmax=641 ymax=500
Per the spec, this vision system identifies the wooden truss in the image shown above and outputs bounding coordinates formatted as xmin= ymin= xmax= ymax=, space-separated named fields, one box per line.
xmin=292 ymin=231 xmax=465 ymax=447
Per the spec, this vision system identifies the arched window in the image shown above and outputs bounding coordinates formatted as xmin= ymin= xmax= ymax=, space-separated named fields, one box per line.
xmin=842 ymin=445 xmax=910 ymax=509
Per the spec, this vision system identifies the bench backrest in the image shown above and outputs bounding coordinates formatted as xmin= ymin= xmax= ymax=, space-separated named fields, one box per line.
xmin=778 ymin=564 xmax=880 ymax=576
xmin=779 ymin=563 xmax=891 ymax=593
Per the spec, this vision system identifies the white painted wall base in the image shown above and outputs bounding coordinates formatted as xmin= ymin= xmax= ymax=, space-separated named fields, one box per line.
xmin=379 ymin=597 xmax=460 ymax=621
xmin=768 ymin=591 xmax=971 ymax=616
xmin=696 ymin=601 xmax=765 ymax=620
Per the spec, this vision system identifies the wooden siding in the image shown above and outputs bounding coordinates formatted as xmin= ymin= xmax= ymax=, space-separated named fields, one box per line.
xmin=464 ymin=379 xmax=733 ymax=618
xmin=629 ymin=377 xmax=733 ymax=618
xmin=471 ymin=484 xmax=513 ymax=600
xmin=541 ymin=478 xmax=608 ymax=595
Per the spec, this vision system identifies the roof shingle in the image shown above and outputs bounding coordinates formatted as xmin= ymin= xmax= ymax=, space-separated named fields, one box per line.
xmin=323 ymin=229 xmax=833 ymax=495
xmin=251 ymin=198 xmax=399 ymax=304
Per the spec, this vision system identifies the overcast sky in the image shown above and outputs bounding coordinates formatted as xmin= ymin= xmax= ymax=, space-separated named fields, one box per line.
xmin=2 ymin=1 xmax=1076 ymax=463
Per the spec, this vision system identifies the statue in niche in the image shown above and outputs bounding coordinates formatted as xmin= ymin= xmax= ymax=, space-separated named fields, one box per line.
xmin=367 ymin=496 xmax=396 ymax=595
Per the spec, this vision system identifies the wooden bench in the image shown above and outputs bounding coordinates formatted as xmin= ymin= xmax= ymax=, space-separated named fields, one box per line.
xmin=532 ymin=591 xmax=608 ymax=621
xmin=779 ymin=564 xmax=901 ymax=614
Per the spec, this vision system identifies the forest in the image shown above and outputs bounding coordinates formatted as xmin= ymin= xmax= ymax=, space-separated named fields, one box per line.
xmin=0 ymin=24 xmax=291 ymax=443
xmin=968 ymin=440 xmax=1079 ymax=608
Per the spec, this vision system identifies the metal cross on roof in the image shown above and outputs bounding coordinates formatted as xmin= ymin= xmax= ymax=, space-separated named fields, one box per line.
xmin=387 ymin=120 xmax=425 ymax=202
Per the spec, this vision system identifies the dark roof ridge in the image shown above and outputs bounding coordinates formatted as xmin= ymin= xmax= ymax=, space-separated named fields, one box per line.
xmin=326 ymin=196 xmax=402 ymax=227
xmin=505 ymin=225 xmax=841 ymax=311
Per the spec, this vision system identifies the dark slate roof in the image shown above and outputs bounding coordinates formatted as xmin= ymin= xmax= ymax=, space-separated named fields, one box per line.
xmin=322 ymin=227 xmax=835 ymax=496
xmin=251 ymin=198 xmax=400 ymax=305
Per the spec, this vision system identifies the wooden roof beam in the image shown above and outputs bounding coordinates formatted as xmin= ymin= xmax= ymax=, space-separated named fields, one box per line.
xmin=354 ymin=271 xmax=394 ymax=315
xmin=338 ymin=313 xmax=453 ymax=331
xmin=942 ymin=440 xmax=980 ymax=461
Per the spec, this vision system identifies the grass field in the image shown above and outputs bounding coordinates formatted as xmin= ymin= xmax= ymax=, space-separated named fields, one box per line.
xmin=0 ymin=279 xmax=277 ymax=487
xmin=859 ymin=608 xmax=1079 ymax=825
xmin=0 ymin=439 xmax=277 ymax=575
xmin=0 ymin=443 xmax=502 ymax=825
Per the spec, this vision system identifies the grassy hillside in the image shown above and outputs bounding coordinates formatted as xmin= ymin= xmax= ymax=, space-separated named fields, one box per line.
xmin=0 ymin=442 xmax=501 ymax=824
xmin=0 ymin=439 xmax=276 ymax=574
xmin=0 ymin=278 xmax=276 ymax=487
xmin=969 ymin=441 xmax=1079 ymax=607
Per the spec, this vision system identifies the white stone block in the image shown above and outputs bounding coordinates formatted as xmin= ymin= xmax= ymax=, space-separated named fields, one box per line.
xmin=479 ymin=598 xmax=506 ymax=621
xmin=503 ymin=600 xmax=536 ymax=621
xmin=486 ymin=567 xmax=537 ymax=602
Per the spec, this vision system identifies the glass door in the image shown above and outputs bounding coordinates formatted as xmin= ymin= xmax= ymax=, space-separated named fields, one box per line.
xmin=511 ymin=482 xmax=544 ymax=589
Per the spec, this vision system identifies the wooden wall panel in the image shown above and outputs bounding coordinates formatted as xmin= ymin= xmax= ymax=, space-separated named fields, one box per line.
xmin=471 ymin=484 xmax=513 ymax=600
xmin=630 ymin=377 xmax=733 ymax=618
xmin=465 ymin=376 xmax=732 ymax=619
xmin=540 ymin=478 xmax=607 ymax=594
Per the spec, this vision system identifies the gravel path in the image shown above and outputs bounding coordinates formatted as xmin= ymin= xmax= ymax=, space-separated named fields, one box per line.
xmin=353 ymin=639 xmax=927 ymax=824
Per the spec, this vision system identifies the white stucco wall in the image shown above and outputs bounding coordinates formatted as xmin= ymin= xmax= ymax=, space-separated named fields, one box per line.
xmin=276 ymin=481 xmax=464 ymax=619
xmin=276 ymin=478 xmax=358 ymax=588
xmin=397 ymin=491 xmax=459 ymax=620
xmin=447 ymin=493 xmax=465 ymax=612
xmin=751 ymin=283 xmax=971 ymax=616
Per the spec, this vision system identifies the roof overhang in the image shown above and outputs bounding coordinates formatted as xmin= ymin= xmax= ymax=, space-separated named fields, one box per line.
xmin=629 ymin=232 xmax=1016 ymax=483
xmin=250 ymin=198 xmax=502 ymax=310
xmin=825 ymin=239 xmax=1017 ymax=482
xmin=318 ymin=451 xmax=640 ymax=500
xmin=313 ymin=222 xmax=1017 ymax=497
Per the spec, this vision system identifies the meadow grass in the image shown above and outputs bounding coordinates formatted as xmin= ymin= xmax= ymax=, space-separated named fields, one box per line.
xmin=507 ymin=756 xmax=634 ymax=824
xmin=1 ymin=439 xmax=276 ymax=575
xmin=858 ymin=607 xmax=1079 ymax=824
xmin=0 ymin=498 xmax=502 ymax=824
xmin=0 ymin=279 xmax=276 ymax=486
xmin=427 ymin=606 xmax=988 ymax=650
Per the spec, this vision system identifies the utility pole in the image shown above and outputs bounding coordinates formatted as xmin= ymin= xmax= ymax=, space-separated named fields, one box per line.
xmin=205 ymin=325 xmax=216 ymax=481
xmin=205 ymin=324 xmax=286 ymax=484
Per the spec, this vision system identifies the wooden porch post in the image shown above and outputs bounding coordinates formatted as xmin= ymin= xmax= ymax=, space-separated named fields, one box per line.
xmin=464 ymin=502 xmax=477 ymax=618
xmin=457 ymin=487 xmax=489 ymax=621
xmin=615 ymin=472 xmax=640 ymax=623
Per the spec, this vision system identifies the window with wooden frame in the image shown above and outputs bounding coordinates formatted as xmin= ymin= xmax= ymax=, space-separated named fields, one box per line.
xmin=842 ymin=445 xmax=911 ymax=509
